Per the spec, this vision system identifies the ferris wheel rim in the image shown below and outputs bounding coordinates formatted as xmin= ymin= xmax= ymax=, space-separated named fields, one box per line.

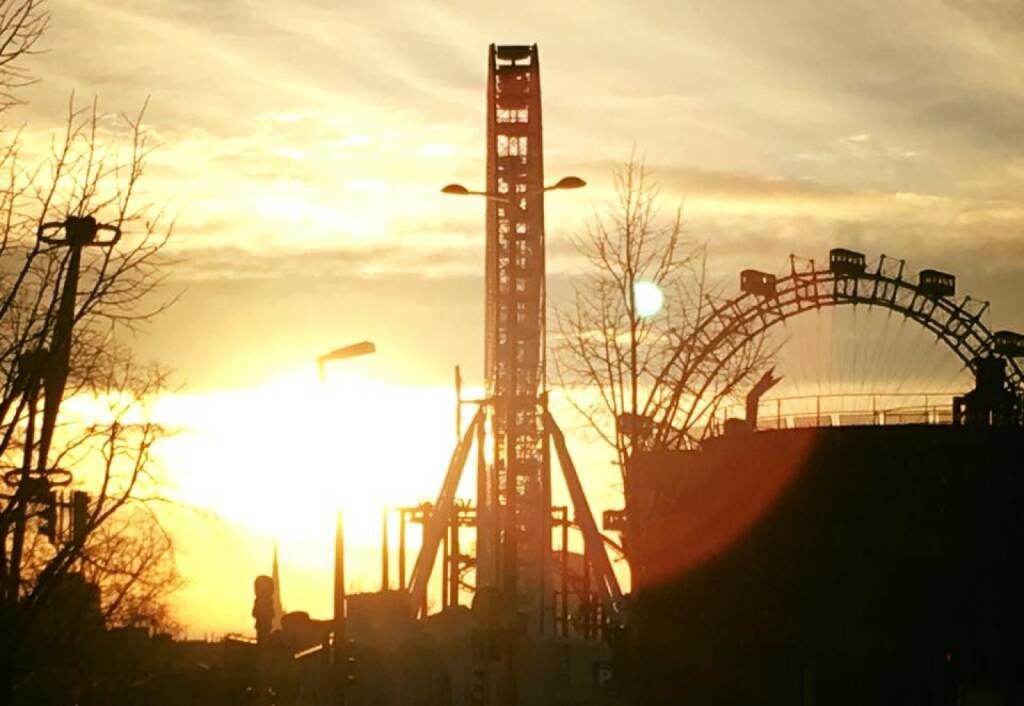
xmin=653 ymin=252 xmax=1023 ymax=447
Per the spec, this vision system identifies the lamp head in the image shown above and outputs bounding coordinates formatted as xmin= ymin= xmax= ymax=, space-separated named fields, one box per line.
xmin=318 ymin=341 xmax=376 ymax=383
xmin=552 ymin=176 xmax=586 ymax=190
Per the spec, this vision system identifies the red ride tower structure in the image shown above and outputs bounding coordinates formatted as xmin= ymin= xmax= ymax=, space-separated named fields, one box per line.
xmin=479 ymin=44 xmax=550 ymax=620
xmin=410 ymin=44 xmax=621 ymax=647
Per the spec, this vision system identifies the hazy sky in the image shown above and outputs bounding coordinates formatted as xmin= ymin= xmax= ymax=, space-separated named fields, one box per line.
xmin=14 ymin=0 xmax=1024 ymax=634
xmin=18 ymin=0 xmax=1024 ymax=388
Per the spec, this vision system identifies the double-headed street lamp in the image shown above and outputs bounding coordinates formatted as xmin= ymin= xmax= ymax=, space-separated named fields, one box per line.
xmin=439 ymin=174 xmax=586 ymax=619
xmin=440 ymin=175 xmax=586 ymax=201
xmin=5 ymin=216 xmax=122 ymax=606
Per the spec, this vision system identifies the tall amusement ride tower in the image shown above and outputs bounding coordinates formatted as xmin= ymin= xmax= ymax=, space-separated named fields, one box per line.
xmin=409 ymin=45 xmax=620 ymax=646
xmin=479 ymin=44 xmax=550 ymax=618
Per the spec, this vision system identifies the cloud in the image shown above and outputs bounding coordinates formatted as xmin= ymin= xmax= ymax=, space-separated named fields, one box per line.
xmin=6 ymin=0 xmax=1022 ymax=389
xmin=945 ymin=0 xmax=1024 ymax=34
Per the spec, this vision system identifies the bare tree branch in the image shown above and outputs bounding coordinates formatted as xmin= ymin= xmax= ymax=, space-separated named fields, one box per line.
xmin=0 ymin=61 xmax=181 ymax=698
xmin=554 ymin=153 xmax=774 ymax=477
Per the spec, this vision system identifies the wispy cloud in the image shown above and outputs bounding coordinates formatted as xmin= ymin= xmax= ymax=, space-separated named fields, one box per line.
xmin=6 ymin=0 xmax=1022 ymax=387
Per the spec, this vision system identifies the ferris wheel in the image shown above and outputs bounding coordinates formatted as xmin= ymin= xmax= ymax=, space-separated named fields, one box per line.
xmin=680 ymin=248 xmax=1024 ymax=432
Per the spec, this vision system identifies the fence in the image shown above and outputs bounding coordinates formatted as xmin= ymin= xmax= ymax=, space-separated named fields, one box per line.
xmin=715 ymin=392 xmax=960 ymax=432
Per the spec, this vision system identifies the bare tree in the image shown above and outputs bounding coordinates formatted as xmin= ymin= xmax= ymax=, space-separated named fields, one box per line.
xmin=12 ymin=343 xmax=179 ymax=626
xmin=83 ymin=508 xmax=182 ymax=634
xmin=0 ymin=0 xmax=47 ymax=112
xmin=0 ymin=4 xmax=181 ymax=698
xmin=554 ymin=154 xmax=774 ymax=479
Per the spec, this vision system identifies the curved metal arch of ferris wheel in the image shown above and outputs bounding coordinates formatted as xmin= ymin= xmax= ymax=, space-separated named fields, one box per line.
xmin=658 ymin=254 xmax=1024 ymax=446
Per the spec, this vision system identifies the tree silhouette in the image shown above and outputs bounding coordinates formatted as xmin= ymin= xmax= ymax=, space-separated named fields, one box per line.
xmin=0 ymin=2 xmax=181 ymax=700
xmin=554 ymin=154 xmax=774 ymax=563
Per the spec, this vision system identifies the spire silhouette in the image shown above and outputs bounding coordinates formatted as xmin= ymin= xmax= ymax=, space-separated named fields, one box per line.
xmin=271 ymin=540 xmax=283 ymax=632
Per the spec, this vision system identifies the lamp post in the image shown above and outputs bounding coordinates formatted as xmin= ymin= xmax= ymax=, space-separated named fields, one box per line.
xmin=5 ymin=216 xmax=120 ymax=605
xmin=441 ymin=174 xmax=586 ymax=706
xmin=440 ymin=176 xmax=587 ymax=613
xmin=35 ymin=216 xmax=122 ymax=473
xmin=317 ymin=340 xmax=374 ymax=702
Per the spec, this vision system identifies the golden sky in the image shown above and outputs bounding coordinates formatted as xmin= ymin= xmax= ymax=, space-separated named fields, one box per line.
xmin=13 ymin=0 xmax=1024 ymax=635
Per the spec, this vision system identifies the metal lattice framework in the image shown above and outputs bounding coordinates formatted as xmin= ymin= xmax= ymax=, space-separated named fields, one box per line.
xmin=656 ymin=252 xmax=1024 ymax=448
xmin=407 ymin=45 xmax=624 ymax=636
xmin=481 ymin=44 xmax=550 ymax=610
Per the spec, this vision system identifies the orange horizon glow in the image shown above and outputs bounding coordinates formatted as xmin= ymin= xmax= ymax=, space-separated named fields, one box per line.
xmin=134 ymin=367 xmax=625 ymax=637
xmin=13 ymin=0 xmax=1022 ymax=641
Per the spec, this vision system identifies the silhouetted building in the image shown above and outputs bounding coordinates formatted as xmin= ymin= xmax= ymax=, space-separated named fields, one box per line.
xmin=626 ymin=423 xmax=1024 ymax=705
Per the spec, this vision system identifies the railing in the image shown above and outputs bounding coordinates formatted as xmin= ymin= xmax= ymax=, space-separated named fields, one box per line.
xmin=715 ymin=391 xmax=962 ymax=432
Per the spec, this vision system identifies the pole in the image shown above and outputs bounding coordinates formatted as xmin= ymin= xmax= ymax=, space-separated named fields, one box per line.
xmin=333 ymin=511 xmax=345 ymax=650
xmin=399 ymin=510 xmax=407 ymax=591
xmin=335 ymin=512 xmax=347 ymax=705
xmin=9 ymin=233 xmax=86 ymax=603
xmin=540 ymin=392 xmax=552 ymax=634
xmin=381 ymin=509 xmax=389 ymax=591
xmin=36 ymin=243 xmax=83 ymax=475
xmin=442 ymin=523 xmax=450 ymax=610
xmin=476 ymin=410 xmax=491 ymax=584
xmin=455 ymin=365 xmax=462 ymax=443
xmin=333 ymin=511 xmax=347 ymax=706
xmin=450 ymin=510 xmax=460 ymax=608
xmin=560 ymin=506 xmax=569 ymax=638
xmin=583 ymin=552 xmax=592 ymax=639
xmin=6 ymin=382 xmax=38 ymax=603
xmin=9 ymin=217 xmax=120 ymax=605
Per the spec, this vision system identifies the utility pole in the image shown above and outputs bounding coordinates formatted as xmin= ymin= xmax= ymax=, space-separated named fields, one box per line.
xmin=5 ymin=215 xmax=120 ymax=605
xmin=334 ymin=511 xmax=346 ymax=705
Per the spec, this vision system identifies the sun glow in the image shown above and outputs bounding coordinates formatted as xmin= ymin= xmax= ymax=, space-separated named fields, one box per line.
xmin=633 ymin=279 xmax=664 ymax=318
xmin=142 ymin=369 xmax=478 ymax=628
xmin=155 ymin=370 xmax=465 ymax=543
xmin=54 ymin=369 xmax=629 ymax=635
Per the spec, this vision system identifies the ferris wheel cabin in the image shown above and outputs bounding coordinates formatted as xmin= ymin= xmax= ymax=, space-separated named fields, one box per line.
xmin=995 ymin=330 xmax=1024 ymax=358
xmin=740 ymin=269 xmax=778 ymax=298
xmin=918 ymin=268 xmax=956 ymax=297
xmin=828 ymin=247 xmax=867 ymax=276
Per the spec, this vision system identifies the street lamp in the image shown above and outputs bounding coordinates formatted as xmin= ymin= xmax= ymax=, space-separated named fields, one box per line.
xmin=439 ymin=175 xmax=585 ymax=629
xmin=5 ymin=215 xmax=122 ymax=604
xmin=317 ymin=340 xmax=375 ymax=694
xmin=317 ymin=340 xmax=376 ymax=383
xmin=440 ymin=175 xmax=586 ymax=202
